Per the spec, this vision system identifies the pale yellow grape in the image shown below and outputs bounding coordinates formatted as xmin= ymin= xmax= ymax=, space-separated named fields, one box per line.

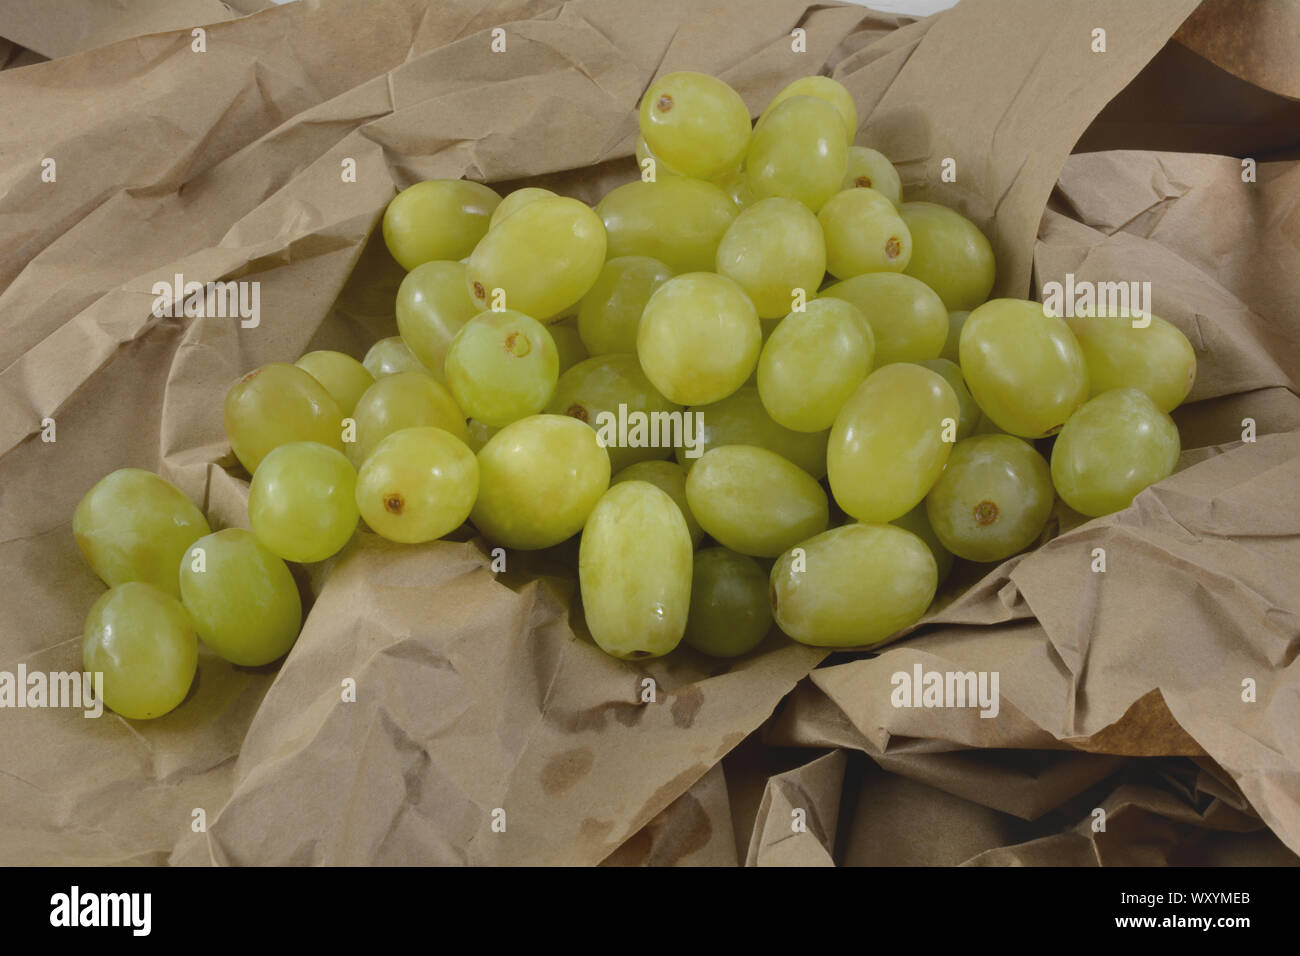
xmin=890 ymin=503 xmax=954 ymax=585
xmin=364 ymin=336 xmax=429 ymax=379
xmin=395 ymin=260 xmax=479 ymax=379
xmin=940 ymin=310 xmax=970 ymax=363
xmin=637 ymin=272 xmax=761 ymax=406
xmin=489 ymin=187 xmax=557 ymax=229
xmin=295 ymin=351 xmax=374 ymax=416
xmin=1066 ymin=313 xmax=1196 ymax=412
xmin=821 ymin=272 xmax=947 ymax=365
xmin=579 ymin=481 xmax=692 ymax=660
xmin=224 ymin=363 xmax=345 ymax=473
xmin=761 ymin=75 xmax=857 ymax=141
xmin=597 ymin=178 xmax=737 ymax=274
xmin=959 ymin=298 xmax=1088 ymax=438
xmin=73 ymin=468 xmax=210 ymax=599
xmin=828 ymin=363 xmax=958 ymax=522
xmin=82 ymin=582 xmax=198 ymax=720
xmin=444 ymin=310 xmax=559 ymax=428
xmin=355 ymin=426 xmax=478 ymax=543
xmin=678 ymin=386 xmax=829 ymax=479
xmin=348 ymin=371 xmax=468 ymax=467
xmin=770 ymin=524 xmax=937 ymax=647
xmin=757 ymin=297 xmax=874 ymax=432
xmin=746 ymin=95 xmax=848 ymax=213
xmin=684 ymin=547 xmax=772 ymax=658
xmin=818 ymin=187 xmax=911 ymax=279
xmin=917 ymin=358 xmax=978 ymax=440
xmin=249 ymin=442 xmax=359 ymax=563
xmin=383 ymin=179 xmax=501 ymax=270
xmin=611 ymin=459 xmax=703 ymax=547
xmin=714 ymin=198 xmax=827 ymax=319
xmin=471 ymin=414 xmax=610 ymax=550
xmin=685 ymin=445 xmax=829 ymax=558
xmin=548 ymin=323 xmax=589 ymax=373
xmin=899 ymin=201 xmax=995 ymax=311
xmin=577 ymin=256 xmax=672 ymax=356
xmin=465 ymin=196 xmax=606 ymax=321
xmin=843 ymin=146 xmax=901 ymax=206
xmin=1050 ymin=388 xmax=1180 ymax=517
xmin=639 ymin=71 xmax=751 ymax=181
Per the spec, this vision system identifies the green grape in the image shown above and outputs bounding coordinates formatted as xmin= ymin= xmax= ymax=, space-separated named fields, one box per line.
xmin=489 ymin=187 xmax=557 ymax=229
xmin=678 ymin=386 xmax=829 ymax=479
xmin=545 ymin=353 xmax=681 ymax=472
xmin=1050 ymin=388 xmax=1180 ymax=518
xmin=444 ymin=309 xmax=559 ymax=428
xmin=611 ymin=459 xmax=703 ymax=547
xmin=637 ymin=272 xmax=761 ymax=405
xmin=890 ymin=503 xmax=954 ymax=585
xmin=73 ymin=468 xmax=210 ymax=598
xmin=249 ymin=442 xmax=358 ymax=563
xmin=924 ymin=434 xmax=1054 ymax=562
xmin=746 ymin=95 xmax=847 ymax=213
xmin=638 ymin=71 xmax=751 ymax=181
xmin=685 ymin=445 xmax=829 ymax=558
xmin=355 ymin=426 xmax=478 ymax=543
xmin=382 ymin=179 xmax=501 ymax=270
xmin=178 ymin=528 xmax=301 ymax=666
xmin=757 ymin=297 xmax=874 ymax=432
xmin=899 ymin=201 xmax=995 ymax=311
xmin=348 ymin=371 xmax=468 ymax=466
xmin=1066 ymin=313 xmax=1196 ymax=412
xmin=224 ymin=363 xmax=345 ymax=473
xmin=548 ymin=323 xmax=589 ymax=373
xmin=761 ymin=75 xmax=858 ymax=141
xmin=917 ymin=358 xmax=978 ymax=439
xmin=714 ymin=198 xmax=827 ymax=319
xmin=295 ymin=350 xmax=374 ymax=416
xmin=577 ymin=256 xmax=672 ymax=356
xmin=465 ymin=418 xmax=498 ymax=453
xmin=960 ymin=298 xmax=1089 ymax=438
xmin=715 ymin=165 xmax=754 ymax=210
xmin=579 ymin=481 xmax=692 ymax=660
xmin=596 ymin=178 xmax=737 ymax=274
xmin=363 ymin=336 xmax=429 ymax=379
xmin=828 ymin=363 xmax=958 ymax=522
xmin=843 ymin=146 xmax=901 ymax=206
xmin=82 ymin=582 xmax=198 ymax=720
xmin=471 ymin=414 xmax=610 ymax=549
xmin=684 ymin=547 xmax=772 ymax=658
xmin=395 ymin=260 xmax=479 ymax=379
xmin=465 ymin=196 xmax=606 ymax=321
xmin=770 ymin=524 xmax=937 ymax=647
xmin=940 ymin=310 xmax=969 ymax=362
xmin=821 ymin=272 xmax=948 ymax=366
xmin=818 ymin=187 xmax=911 ymax=279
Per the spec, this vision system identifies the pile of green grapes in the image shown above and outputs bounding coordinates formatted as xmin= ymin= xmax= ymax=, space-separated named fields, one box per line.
xmin=73 ymin=72 xmax=1196 ymax=717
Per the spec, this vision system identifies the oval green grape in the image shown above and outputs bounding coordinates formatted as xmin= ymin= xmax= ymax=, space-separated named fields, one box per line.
xmin=349 ymin=371 xmax=468 ymax=467
xmin=395 ymin=260 xmax=479 ymax=379
xmin=843 ymin=146 xmax=901 ymax=206
xmin=761 ymin=75 xmax=857 ymax=141
xmin=249 ymin=442 xmax=358 ymax=563
xmin=715 ymin=197 xmax=827 ymax=319
xmin=295 ymin=350 xmax=375 ymax=417
xmin=639 ymin=71 xmax=751 ymax=181
xmin=819 ymin=187 xmax=911 ymax=279
xmin=444 ymin=309 xmax=559 ymax=428
xmin=224 ymin=363 xmax=345 ymax=473
xmin=899 ymin=201 xmax=995 ymax=312
xmin=678 ymin=386 xmax=829 ymax=479
xmin=684 ymin=547 xmax=773 ymax=658
xmin=577 ymin=255 xmax=672 ymax=356
xmin=597 ymin=178 xmax=738 ymax=274
xmin=821 ymin=272 xmax=947 ymax=366
xmin=1066 ymin=312 xmax=1196 ymax=413
xmin=382 ymin=179 xmax=501 ymax=270
xmin=611 ymin=459 xmax=703 ymax=547
xmin=746 ymin=95 xmax=847 ymax=213
xmin=355 ymin=426 xmax=478 ymax=543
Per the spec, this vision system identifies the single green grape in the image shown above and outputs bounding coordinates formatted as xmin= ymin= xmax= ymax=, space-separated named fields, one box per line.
xmin=596 ymin=178 xmax=738 ymax=274
xmin=917 ymin=357 xmax=978 ymax=440
xmin=348 ymin=371 xmax=468 ymax=466
xmin=757 ymin=297 xmax=875 ymax=432
xmin=489 ymin=187 xmax=557 ymax=229
xmin=444 ymin=309 xmax=559 ymax=428
xmin=363 ymin=336 xmax=430 ymax=379
xmin=899 ymin=201 xmax=995 ymax=311
xmin=82 ymin=582 xmax=198 ymax=720
xmin=179 ymin=528 xmax=301 ymax=666
xmin=637 ymin=272 xmax=761 ymax=406
xmin=579 ymin=481 xmax=693 ymax=660
xmin=890 ymin=503 xmax=954 ymax=585
xmin=843 ymin=146 xmax=901 ymax=206
xmin=828 ymin=363 xmax=958 ymax=522
xmin=818 ymin=187 xmax=911 ymax=279
xmin=678 ymin=386 xmax=829 ymax=479
xmin=714 ymin=198 xmax=827 ymax=319
xmin=1066 ymin=313 xmax=1196 ymax=412
xmin=761 ymin=75 xmax=858 ymax=141
xmin=382 ymin=179 xmax=501 ymax=270
xmin=355 ymin=426 xmax=478 ymax=543
xmin=685 ymin=445 xmax=829 ymax=558
xmin=395 ymin=260 xmax=479 ymax=379
xmin=960 ymin=298 xmax=1089 ymax=438
xmin=249 ymin=442 xmax=358 ymax=563
xmin=295 ymin=350 xmax=374 ymax=416
xmin=465 ymin=196 xmax=606 ymax=321
xmin=471 ymin=414 xmax=610 ymax=549
xmin=770 ymin=523 xmax=937 ymax=647
xmin=638 ymin=71 xmax=752 ymax=182
xmin=940 ymin=310 xmax=970 ymax=363
xmin=746 ymin=95 xmax=847 ymax=213
xmin=684 ymin=547 xmax=772 ymax=658
xmin=821 ymin=272 xmax=948 ymax=366
xmin=925 ymin=434 xmax=1054 ymax=562
xmin=224 ymin=363 xmax=345 ymax=473
xmin=1050 ymin=388 xmax=1180 ymax=517
xmin=577 ymin=256 xmax=672 ymax=356
xmin=611 ymin=459 xmax=703 ymax=547
xmin=73 ymin=468 xmax=210 ymax=599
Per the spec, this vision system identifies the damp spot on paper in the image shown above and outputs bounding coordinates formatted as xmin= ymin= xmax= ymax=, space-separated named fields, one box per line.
xmin=557 ymin=700 xmax=642 ymax=733
xmin=670 ymin=684 xmax=704 ymax=728
xmin=540 ymin=747 xmax=594 ymax=795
